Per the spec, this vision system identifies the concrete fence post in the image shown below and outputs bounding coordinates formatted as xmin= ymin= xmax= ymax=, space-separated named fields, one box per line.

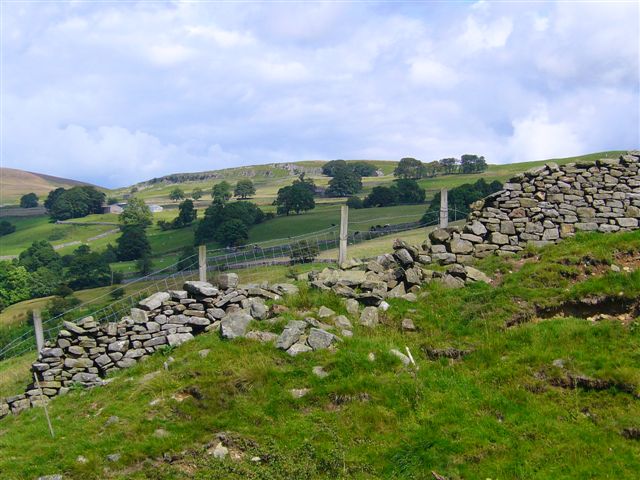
xmin=198 ymin=245 xmax=207 ymax=282
xmin=439 ymin=188 xmax=449 ymax=229
xmin=339 ymin=205 xmax=349 ymax=266
xmin=33 ymin=309 xmax=44 ymax=353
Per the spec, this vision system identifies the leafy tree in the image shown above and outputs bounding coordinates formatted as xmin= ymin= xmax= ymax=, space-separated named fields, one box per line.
xmin=44 ymin=187 xmax=65 ymax=211
xmin=234 ymin=179 xmax=256 ymax=199
xmin=116 ymin=225 xmax=151 ymax=261
xmin=136 ymin=255 xmax=153 ymax=276
xmin=421 ymin=178 xmax=502 ymax=223
xmin=0 ymin=220 xmax=16 ymax=236
xmin=393 ymin=179 xmax=426 ymax=204
xmin=350 ymin=162 xmax=377 ymax=177
xmin=48 ymin=186 xmax=105 ymax=221
xmin=275 ymin=182 xmax=315 ymax=215
xmin=176 ymin=199 xmax=197 ymax=226
xmin=195 ymin=201 xmax=264 ymax=246
xmin=20 ymin=193 xmax=38 ymax=208
xmin=346 ymin=196 xmax=364 ymax=209
xmin=107 ymin=197 xmax=119 ymax=205
xmin=102 ymin=243 xmax=119 ymax=264
xmin=169 ymin=187 xmax=185 ymax=202
xmin=131 ymin=186 xmax=139 ymax=193
xmin=326 ymin=167 xmax=362 ymax=197
xmin=66 ymin=245 xmax=112 ymax=289
xmin=191 ymin=187 xmax=203 ymax=200
xmin=119 ymin=197 xmax=152 ymax=227
xmin=211 ymin=181 xmax=232 ymax=203
xmin=30 ymin=267 xmax=61 ymax=298
xmin=363 ymin=186 xmax=398 ymax=207
xmin=0 ymin=262 xmax=30 ymax=311
xmin=19 ymin=240 xmax=61 ymax=272
xmin=290 ymin=240 xmax=319 ymax=264
xmin=423 ymin=161 xmax=441 ymax=178
xmin=460 ymin=154 xmax=488 ymax=174
xmin=394 ymin=157 xmax=426 ymax=179
xmin=215 ymin=219 xmax=248 ymax=247
xmin=323 ymin=160 xmax=377 ymax=178
xmin=322 ymin=160 xmax=348 ymax=177
xmin=439 ymin=157 xmax=459 ymax=175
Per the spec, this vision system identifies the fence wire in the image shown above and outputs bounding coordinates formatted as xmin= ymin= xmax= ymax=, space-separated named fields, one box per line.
xmin=0 ymin=206 xmax=470 ymax=361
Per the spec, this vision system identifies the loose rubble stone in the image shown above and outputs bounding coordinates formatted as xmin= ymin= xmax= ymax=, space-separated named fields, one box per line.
xmin=307 ymin=328 xmax=338 ymax=350
xmin=318 ymin=306 xmax=335 ymax=318
xmin=220 ymin=312 xmax=253 ymax=339
xmin=401 ymin=318 xmax=416 ymax=331
xmin=312 ymin=366 xmax=329 ymax=378
xmin=218 ymin=273 xmax=239 ymax=289
xmin=360 ymin=306 xmax=379 ymax=328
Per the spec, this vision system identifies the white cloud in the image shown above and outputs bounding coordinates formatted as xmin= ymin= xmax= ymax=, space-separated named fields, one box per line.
xmin=1 ymin=1 xmax=637 ymax=187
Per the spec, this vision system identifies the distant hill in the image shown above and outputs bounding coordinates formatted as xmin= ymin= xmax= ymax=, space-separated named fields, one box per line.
xmin=0 ymin=168 xmax=95 ymax=205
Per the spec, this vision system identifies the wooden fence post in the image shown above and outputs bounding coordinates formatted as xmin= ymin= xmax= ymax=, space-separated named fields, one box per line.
xmin=33 ymin=310 xmax=44 ymax=353
xmin=439 ymin=188 xmax=449 ymax=229
xmin=198 ymin=245 xmax=207 ymax=282
xmin=339 ymin=205 xmax=349 ymax=266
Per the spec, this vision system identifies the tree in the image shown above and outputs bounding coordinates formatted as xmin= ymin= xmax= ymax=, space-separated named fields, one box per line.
xmin=67 ymin=245 xmax=112 ymax=289
xmin=439 ymin=158 xmax=459 ymax=175
xmin=215 ymin=219 xmax=248 ymax=247
xmin=322 ymin=160 xmax=348 ymax=177
xmin=211 ymin=181 xmax=232 ymax=203
xmin=275 ymin=183 xmax=315 ymax=215
xmin=19 ymin=241 xmax=61 ymax=272
xmin=48 ymin=186 xmax=105 ymax=221
xmin=20 ymin=193 xmax=38 ymax=208
xmin=116 ymin=225 xmax=151 ymax=261
xmin=169 ymin=187 xmax=185 ymax=202
xmin=326 ymin=167 xmax=362 ymax=197
xmin=421 ymin=178 xmax=502 ymax=223
xmin=290 ymin=240 xmax=319 ymax=264
xmin=195 ymin=201 xmax=264 ymax=246
xmin=136 ymin=255 xmax=153 ymax=276
xmin=346 ymin=196 xmax=364 ymax=209
xmin=30 ymin=267 xmax=61 ymax=298
xmin=363 ymin=186 xmax=398 ymax=207
xmin=393 ymin=179 xmax=426 ymax=204
xmin=44 ymin=187 xmax=66 ymax=211
xmin=460 ymin=154 xmax=488 ymax=174
xmin=394 ymin=157 xmax=426 ymax=179
xmin=119 ymin=197 xmax=152 ymax=227
xmin=234 ymin=179 xmax=256 ymax=199
xmin=350 ymin=162 xmax=377 ymax=177
xmin=107 ymin=197 xmax=119 ymax=205
xmin=176 ymin=199 xmax=197 ymax=227
xmin=423 ymin=161 xmax=441 ymax=178
xmin=191 ymin=188 xmax=203 ymax=200
xmin=0 ymin=262 xmax=31 ymax=311
xmin=0 ymin=220 xmax=16 ymax=236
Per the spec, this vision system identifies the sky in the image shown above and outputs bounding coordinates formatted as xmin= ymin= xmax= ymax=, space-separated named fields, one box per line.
xmin=1 ymin=0 xmax=638 ymax=188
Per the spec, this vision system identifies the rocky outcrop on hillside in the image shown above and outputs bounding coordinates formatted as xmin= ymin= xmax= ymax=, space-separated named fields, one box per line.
xmin=422 ymin=151 xmax=640 ymax=264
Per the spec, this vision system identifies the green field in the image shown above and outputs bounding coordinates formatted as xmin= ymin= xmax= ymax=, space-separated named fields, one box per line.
xmin=0 ymin=229 xmax=638 ymax=479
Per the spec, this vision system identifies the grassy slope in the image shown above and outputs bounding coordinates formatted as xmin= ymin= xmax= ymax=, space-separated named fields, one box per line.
xmin=0 ymin=167 xmax=98 ymax=205
xmin=0 ymin=229 xmax=639 ymax=479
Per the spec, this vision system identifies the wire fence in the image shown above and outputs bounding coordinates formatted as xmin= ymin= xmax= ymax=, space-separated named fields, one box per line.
xmin=0 ymin=206 xmax=471 ymax=361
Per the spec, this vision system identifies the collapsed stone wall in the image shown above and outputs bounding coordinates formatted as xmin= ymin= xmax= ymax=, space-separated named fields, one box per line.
xmin=422 ymin=151 xmax=640 ymax=265
xmin=0 ymin=275 xmax=303 ymax=419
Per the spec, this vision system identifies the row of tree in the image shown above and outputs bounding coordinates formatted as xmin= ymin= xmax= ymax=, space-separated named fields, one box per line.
xmin=346 ymin=179 xmax=426 ymax=209
xmin=0 ymin=241 xmax=121 ymax=312
xmin=420 ymin=178 xmax=503 ymax=223
xmin=394 ymin=155 xmax=488 ymax=179
xmin=169 ymin=179 xmax=257 ymax=203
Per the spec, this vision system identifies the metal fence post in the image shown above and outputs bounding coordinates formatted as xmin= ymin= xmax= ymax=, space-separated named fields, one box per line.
xmin=33 ymin=310 xmax=44 ymax=353
xmin=339 ymin=205 xmax=349 ymax=266
xmin=198 ymin=245 xmax=207 ymax=282
xmin=439 ymin=188 xmax=449 ymax=229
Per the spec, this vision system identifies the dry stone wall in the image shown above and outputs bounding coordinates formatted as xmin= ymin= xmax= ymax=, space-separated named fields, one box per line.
xmin=422 ymin=151 xmax=640 ymax=264
xmin=0 ymin=275 xmax=303 ymax=419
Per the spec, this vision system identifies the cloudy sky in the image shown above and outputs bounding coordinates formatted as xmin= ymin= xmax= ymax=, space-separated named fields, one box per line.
xmin=1 ymin=1 xmax=638 ymax=188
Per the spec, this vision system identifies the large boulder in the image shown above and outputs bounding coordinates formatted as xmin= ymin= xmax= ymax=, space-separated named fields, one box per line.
xmin=184 ymin=281 xmax=219 ymax=297
xmin=429 ymin=229 xmax=451 ymax=244
xmin=220 ymin=312 xmax=253 ymax=339
xmin=218 ymin=273 xmax=239 ymax=290
xmin=307 ymin=328 xmax=339 ymax=350
xmin=276 ymin=321 xmax=307 ymax=350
